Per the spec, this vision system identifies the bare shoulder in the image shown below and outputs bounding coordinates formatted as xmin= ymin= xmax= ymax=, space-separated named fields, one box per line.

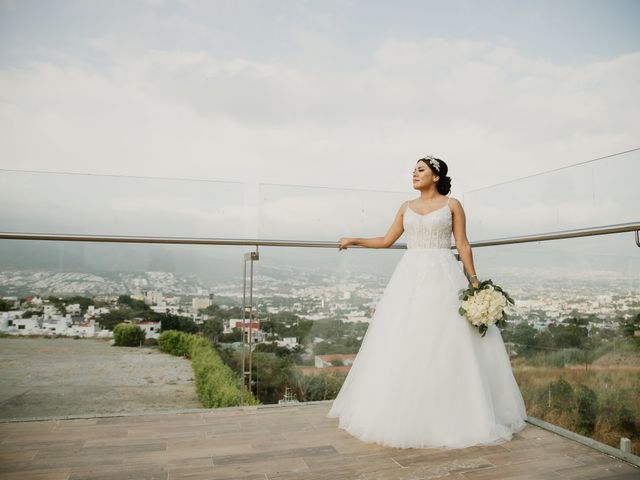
xmin=448 ymin=196 xmax=463 ymax=209
xmin=398 ymin=199 xmax=410 ymax=215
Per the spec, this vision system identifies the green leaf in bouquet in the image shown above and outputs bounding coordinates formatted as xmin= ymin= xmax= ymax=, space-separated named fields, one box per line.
xmin=458 ymin=306 xmax=466 ymax=316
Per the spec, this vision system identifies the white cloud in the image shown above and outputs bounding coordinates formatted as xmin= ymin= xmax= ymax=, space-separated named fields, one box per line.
xmin=1 ymin=34 xmax=638 ymax=206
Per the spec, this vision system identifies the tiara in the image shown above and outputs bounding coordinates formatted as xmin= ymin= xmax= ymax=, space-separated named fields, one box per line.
xmin=422 ymin=156 xmax=440 ymax=172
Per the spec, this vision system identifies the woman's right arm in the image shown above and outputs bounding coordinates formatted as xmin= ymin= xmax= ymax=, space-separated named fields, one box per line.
xmin=339 ymin=202 xmax=407 ymax=251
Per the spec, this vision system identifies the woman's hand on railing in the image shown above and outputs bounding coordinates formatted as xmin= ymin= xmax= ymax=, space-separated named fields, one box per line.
xmin=338 ymin=237 xmax=354 ymax=251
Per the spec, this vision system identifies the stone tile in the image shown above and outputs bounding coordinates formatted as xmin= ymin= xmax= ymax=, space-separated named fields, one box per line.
xmin=68 ymin=463 xmax=167 ymax=480
xmin=0 ymin=453 xmax=123 ymax=473
xmin=212 ymin=444 xmax=337 ymax=467
xmin=46 ymin=418 xmax=101 ymax=429
xmin=165 ymin=437 xmax=253 ymax=456
xmin=211 ymin=456 xmax=310 ymax=478
xmin=0 ymin=467 xmax=72 ymax=480
xmin=388 ymin=444 xmax=508 ymax=468
xmin=553 ymin=461 xmax=640 ymax=479
xmin=6 ymin=427 xmax=128 ymax=444
xmin=0 ymin=421 xmax=57 ymax=436
xmin=460 ymin=455 xmax=585 ymax=479
xmin=0 ymin=439 xmax=85 ymax=454
xmin=515 ymin=426 xmax=556 ymax=439
xmin=40 ymin=442 xmax=167 ymax=460
xmin=0 ymin=448 xmax=37 ymax=462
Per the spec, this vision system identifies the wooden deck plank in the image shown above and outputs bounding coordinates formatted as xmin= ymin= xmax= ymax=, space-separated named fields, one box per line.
xmin=0 ymin=402 xmax=637 ymax=480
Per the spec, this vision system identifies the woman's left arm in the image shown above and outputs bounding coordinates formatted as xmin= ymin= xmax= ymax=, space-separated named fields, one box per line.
xmin=450 ymin=198 xmax=479 ymax=288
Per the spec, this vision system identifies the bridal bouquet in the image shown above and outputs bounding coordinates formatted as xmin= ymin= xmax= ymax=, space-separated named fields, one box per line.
xmin=458 ymin=279 xmax=514 ymax=337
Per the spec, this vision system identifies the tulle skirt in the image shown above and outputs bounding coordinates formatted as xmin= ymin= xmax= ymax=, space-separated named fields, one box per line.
xmin=326 ymin=247 xmax=527 ymax=449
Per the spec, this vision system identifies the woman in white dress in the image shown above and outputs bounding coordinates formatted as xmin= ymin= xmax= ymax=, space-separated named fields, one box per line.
xmin=326 ymin=156 xmax=527 ymax=449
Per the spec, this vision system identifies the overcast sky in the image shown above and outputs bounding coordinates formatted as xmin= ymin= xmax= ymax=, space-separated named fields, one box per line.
xmin=0 ymin=0 xmax=639 ymax=242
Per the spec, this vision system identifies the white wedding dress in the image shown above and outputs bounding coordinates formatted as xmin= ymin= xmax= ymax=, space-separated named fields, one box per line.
xmin=326 ymin=196 xmax=527 ymax=449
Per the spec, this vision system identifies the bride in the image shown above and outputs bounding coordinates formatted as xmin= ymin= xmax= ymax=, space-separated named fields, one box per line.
xmin=326 ymin=155 xmax=527 ymax=449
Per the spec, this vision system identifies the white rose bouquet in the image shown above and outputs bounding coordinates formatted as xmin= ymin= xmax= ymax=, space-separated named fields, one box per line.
xmin=457 ymin=279 xmax=514 ymax=337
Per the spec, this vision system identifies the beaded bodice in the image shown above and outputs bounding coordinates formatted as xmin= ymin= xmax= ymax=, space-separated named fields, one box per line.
xmin=403 ymin=197 xmax=453 ymax=249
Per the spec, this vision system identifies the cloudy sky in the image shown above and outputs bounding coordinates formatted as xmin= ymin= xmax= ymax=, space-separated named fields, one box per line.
xmin=1 ymin=0 xmax=639 ymax=242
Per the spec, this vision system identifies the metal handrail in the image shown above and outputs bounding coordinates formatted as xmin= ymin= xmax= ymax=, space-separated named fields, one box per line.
xmin=0 ymin=221 xmax=638 ymax=248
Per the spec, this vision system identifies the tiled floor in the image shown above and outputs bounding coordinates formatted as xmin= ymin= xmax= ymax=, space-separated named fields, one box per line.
xmin=0 ymin=401 xmax=638 ymax=480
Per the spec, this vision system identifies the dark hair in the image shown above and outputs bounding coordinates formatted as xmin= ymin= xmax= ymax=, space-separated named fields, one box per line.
xmin=417 ymin=156 xmax=452 ymax=195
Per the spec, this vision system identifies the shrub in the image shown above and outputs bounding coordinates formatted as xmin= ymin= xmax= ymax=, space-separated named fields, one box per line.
xmin=158 ymin=331 xmax=259 ymax=408
xmin=158 ymin=330 xmax=193 ymax=357
xmin=549 ymin=377 xmax=575 ymax=411
xmin=113 ymin=323 xmax=146 ymax=347
xmin=575 ymin=383 xmax=598 ymax=435
xmin=597 ymin=390 xmax=639 ymax=437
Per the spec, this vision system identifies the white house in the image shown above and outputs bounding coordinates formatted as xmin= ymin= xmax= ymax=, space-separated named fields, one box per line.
xmin=42 ymin=317 xmax=71 ymax=334
xmin=8 ymin=317 xmax=40 ymax=334
xmin=150 ymin=305 xmax=181 ymax=315
xmin=192 ymin=296 xmax=212 ymax=312
xmin=70 ymin=320 xmax=97 ymax=337
xmin=143 ymin=291 xmax=164 ymax=306
xmin=65 ymin=303 xmax=82 ymax=315
xmin=137 ymin=320 xmax=161 ymax=339
xmin=276 ymin=337 xmax=299 ymax=349
xmin=43 ymin=305 xmax=58 ymax=318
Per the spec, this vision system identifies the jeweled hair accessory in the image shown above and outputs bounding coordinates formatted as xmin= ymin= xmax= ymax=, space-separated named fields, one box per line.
xmin=422 ymin=156 xmax=440 ymax=172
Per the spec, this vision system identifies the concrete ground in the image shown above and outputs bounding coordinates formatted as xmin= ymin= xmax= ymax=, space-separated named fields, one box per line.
xmin=0 ymin=337 xmax=201 ymax=419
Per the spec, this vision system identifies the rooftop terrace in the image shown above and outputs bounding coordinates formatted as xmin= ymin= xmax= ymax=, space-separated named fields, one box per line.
xmin=1 ymin=401 xmax=639 ymax=480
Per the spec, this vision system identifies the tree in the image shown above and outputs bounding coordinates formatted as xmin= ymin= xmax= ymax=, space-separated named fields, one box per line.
xmin=254 ymin=342 xmax=295 ymax=358
xmin=203 ymin=318 xmax=224 ymax=345
xmin=505 ymin=322 xmax=538 ymax=354
xmin=548 ymin=377 xmax=575 ymax=411
xmin=113 ymin=323 xmax=146 ymax=347
xmin=117 ymin=295 xmax=148 ymax=311
xmin=97 ymin=310 xmax=129 ymax=330
xmin=63 ymin=296 xmax=95 ymax=313
xmin=575 ymin=384 xmax=597 ymax=436
xmin=549 ymin=317 xmax=589 ymax=349
xmin=620 ymin=313 xmax=640 ymax=339
xmin=0 ymin=299 xmax=11 ymax=312
xmin=160 ymin=314 xmax=198 ymax=334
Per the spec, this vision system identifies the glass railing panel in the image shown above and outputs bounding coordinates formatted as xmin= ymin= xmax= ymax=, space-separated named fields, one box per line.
xmin=246 ymin=244 xmax=406 ymax=404
xmin=0 ymin=239 xmax=251 ymax=419
xmin=462 ymin=149 xmax=640 ymax=240
xmin=257 ymin=183 xmax=411 ymax=241
xmin=469 ymin=232 xmax=639 ymax=453
xmin=0 ymin=170 xmax=244 ymax=237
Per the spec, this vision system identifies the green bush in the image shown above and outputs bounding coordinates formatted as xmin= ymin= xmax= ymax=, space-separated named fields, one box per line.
xmin=113 ymin=323 xmax=146 ymax=347
xmin=527 ymin=348 xmax=588 ymax=367
xmin=598 ymin=390 xmax=639 ymax=436
xmin=549 ymin=377 xmax=575 ymax=410
xmin=158 ymin=330 xmax=258 ymax=408
xmin=575 ymin=383 xmax=597 ymax=435
xmin=158 ymin=330 xmax=193 ymax=357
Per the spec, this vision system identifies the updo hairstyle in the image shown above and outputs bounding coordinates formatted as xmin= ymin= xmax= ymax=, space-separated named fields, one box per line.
xmin=418 ymin=156 xmax=452 ymax=195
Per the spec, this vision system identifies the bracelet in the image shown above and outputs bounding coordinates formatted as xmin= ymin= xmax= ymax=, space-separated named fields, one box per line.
xmin=470 ymin=275 xmax=478 ymax=279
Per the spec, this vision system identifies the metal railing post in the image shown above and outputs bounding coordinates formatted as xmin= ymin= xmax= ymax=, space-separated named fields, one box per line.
xmin=241 ymin=246 xmax=259 ymax=404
